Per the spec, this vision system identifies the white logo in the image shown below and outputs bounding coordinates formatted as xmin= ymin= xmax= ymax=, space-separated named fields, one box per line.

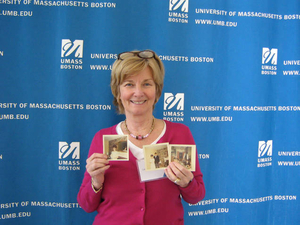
xmin=61 ymin=39 xmax=83 ymax=58
xmin=59 ymin=142 xmax=80 ymax=159
xmin=258 ymin=140 xmax=273 ymax=157
xmin=262 ymin=48 xmax=277 ymax=65
xmin=164 ymin=93 xmax=184 ymax=110
xmin=169 ymin=0 xmax=189 ymax=13
xmin=60 ymin=39 xmax=84 ymax=70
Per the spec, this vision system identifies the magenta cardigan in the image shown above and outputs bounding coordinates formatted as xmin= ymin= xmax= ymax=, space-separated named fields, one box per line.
xmin=77 ymin=120 xmax=205 ymax=225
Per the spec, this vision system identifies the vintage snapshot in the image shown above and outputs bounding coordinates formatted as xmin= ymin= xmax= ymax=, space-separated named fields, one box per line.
xmin=170 ymin=144 xmax=196 ymax=171
xmin=143 ymin=143 xmax=169 ymax=171
xmin=103 ymin=135 xmax=129 ymax=161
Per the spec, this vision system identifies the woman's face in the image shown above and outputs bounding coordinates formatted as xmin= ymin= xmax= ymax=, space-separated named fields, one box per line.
xmin=119 ymin=66 xmax=156 ymax=117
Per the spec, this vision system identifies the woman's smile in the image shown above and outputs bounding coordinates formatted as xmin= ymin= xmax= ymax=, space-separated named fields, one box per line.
xmin=130 ymin=100 xmax=147 ymax=105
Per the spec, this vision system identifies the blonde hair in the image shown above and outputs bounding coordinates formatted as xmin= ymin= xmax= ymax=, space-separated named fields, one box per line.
xmin=111 ymin=50 xmax=165 ymax=114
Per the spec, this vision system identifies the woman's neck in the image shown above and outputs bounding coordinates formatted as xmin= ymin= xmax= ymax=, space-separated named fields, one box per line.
xmin=124 ymin=114 xmax=154 ymax=135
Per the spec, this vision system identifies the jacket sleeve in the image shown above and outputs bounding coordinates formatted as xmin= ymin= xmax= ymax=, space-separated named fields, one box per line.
xmin=179 ymin=147 xmax=205 ymax=204
xmin=77 ymin=131 xmax=104 ymax=213
xmin=166 ymin=122 xmax=206 ymax=204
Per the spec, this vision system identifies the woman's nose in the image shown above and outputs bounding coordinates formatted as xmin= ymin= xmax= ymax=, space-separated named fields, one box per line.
xmin=133 ymin=85 xmax=144 ymax=96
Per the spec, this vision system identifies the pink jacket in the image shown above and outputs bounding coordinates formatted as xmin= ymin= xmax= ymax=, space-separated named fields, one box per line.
xmin=77 ymin=120 xmax=205 ymax=225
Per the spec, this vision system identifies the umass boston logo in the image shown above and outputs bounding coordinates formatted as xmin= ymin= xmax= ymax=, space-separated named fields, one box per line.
xmin=168 ymin=0 xmax=189 ymax=23
xmin=261 ymin=47 xmax=277 ymax=75
xmin=58 ymin=142 xmax=80 ymax=171
xmin=163 ymin=93 xmax=184 ymax=122
xmin=60 ymin=39 xmax=84 ymax=70
xmin=257 ymin=140 xmax=273 ymax=167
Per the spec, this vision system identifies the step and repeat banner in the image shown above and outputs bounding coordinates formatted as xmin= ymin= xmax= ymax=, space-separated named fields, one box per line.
xmin=1 ymin=0 xmax=299 ymax=224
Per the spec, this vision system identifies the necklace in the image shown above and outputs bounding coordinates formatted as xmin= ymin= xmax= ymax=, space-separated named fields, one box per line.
xmin=124 ymin=117 xmax=155 ymax=140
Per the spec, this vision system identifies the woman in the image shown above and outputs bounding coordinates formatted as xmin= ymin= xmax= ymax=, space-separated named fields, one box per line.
xmin=149 ymin=154 xmax=155 ymax=170
xmin=77 ymin=50 xmax=205 ymax=225
xmin=109 ymin=145 xmax=118 ymax=159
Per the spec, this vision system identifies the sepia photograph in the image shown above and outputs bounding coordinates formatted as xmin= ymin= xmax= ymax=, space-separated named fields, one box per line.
xmin=170 ymin=145 xmax=196 ymax=171
xmin=103 ymin=135 xmax=129 ymax=161
xmin=143 ymin=143 xmax=169 ymax=171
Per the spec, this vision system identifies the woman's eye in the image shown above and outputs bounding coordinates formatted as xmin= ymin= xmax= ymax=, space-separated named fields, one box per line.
xmin=124 ymin=83 xmax=133 ymax=87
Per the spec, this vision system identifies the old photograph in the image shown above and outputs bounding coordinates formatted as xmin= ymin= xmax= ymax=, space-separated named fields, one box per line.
xmin=143 ymin=143 xmax=169 ymax=171
xmin=103 ymin=135 xmax=129 ymax=161
xmin=170 ymin=145 xmax=196 ymax=171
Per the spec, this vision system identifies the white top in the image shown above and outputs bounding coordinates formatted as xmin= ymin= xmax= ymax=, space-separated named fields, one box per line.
xmin=116 ymin=120 xmax=166 ymax=160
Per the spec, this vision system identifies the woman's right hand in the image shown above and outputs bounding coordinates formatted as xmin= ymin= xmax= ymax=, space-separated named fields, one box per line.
xmin=86 ymin=153 xmax=110 ymax=189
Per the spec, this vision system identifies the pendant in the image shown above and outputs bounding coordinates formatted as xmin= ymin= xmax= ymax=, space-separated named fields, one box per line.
xmin=137 ymin=135 xmax=143 ymax=140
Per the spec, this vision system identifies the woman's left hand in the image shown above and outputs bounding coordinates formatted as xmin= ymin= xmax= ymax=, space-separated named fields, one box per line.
xmin=165 ymin=161 xmax=194 ymax=188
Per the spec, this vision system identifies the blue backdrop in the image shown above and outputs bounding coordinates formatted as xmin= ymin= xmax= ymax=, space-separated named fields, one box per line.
xmin=1 ymin=0 xmax=299 ymax=224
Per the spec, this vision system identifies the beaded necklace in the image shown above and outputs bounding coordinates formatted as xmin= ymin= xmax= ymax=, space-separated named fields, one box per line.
xmin=124 ymin=117 xmax=155 ymax=140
